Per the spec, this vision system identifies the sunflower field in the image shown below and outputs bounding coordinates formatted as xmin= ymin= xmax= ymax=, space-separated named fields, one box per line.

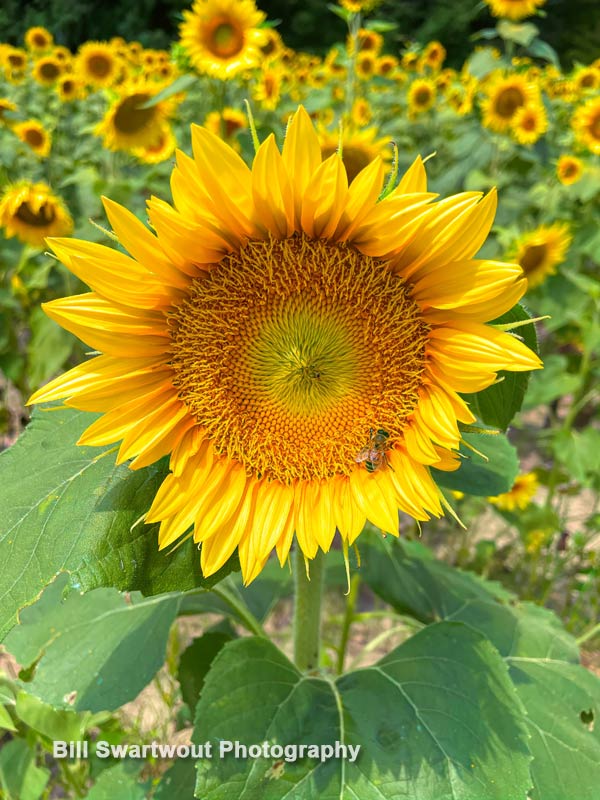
xmin=0 ymin=0 xmax=599 ymax=797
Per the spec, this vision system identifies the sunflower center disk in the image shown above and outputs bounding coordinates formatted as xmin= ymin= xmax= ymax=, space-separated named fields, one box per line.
xmin=169 ymin=234 xmax=429 ymax=482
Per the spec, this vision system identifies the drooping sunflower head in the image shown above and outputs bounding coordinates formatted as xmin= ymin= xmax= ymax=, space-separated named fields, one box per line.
xmin=179 ymin=0 xmax=267 ymax=79
xmin=24 ymin=26 xmax=54 ymax=52
xmin=94 ymin=81 xmax=177 ymax=152
xmin=483 ymin=0 xmax=546 ymax=21
xmin=13 ymin=119 xmax=51 ymax=157
xmin=204 ymin=107 xmax=247 ymax=150
xmin=132 ymin=123 xmax=177 ymax=164
xmin=556 ymin=154 xmax=583 ymax=185
xmin=32 ymin=55 xmax=63 ymax=86
xmin=29 ymin=106 xmax=540 ymax=583
xmin=0 ymin=181 xmax=73 ymax=246
xmin=76 ymin=42 xmax=121 ymax=89
xmin=318 ymin=123 xmax=391 ymax=183
xmin=0 ymin=98 xmax=17 ymax=125
xmin=572 ymin=96 xmax=600 ymax=155
xmin=481 ymin=73 xmax=538 ymax=132
xmin=510 ymin=102 xmax=548 ymax=145
xmin=488 ymin=472 xmax=539 ymax=511
xmin=3 ymin=47 xmax=28 ymax=82
xmin=511 ymin=222 xmax=572 ymax=288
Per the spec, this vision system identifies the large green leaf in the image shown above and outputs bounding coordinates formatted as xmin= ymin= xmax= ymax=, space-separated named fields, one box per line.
xmin=361 ymin=538 xmax=600 ymax=800
xmin=4 ymin=574 xmax=180 ymax=712
xmin=462 ymin=304 xmax=539 ymax=430
xmin=193 ymin=629 xmax=532 ymax=800
xmin=431 ymin=431 xmax=519 ymax=496
xmin=0 ymin=739 xmax=49 ymax=800
xmin=0 ymin=406 xmax=233 ymax=642
xmin=86 ymin=763 xmax=148 ymax=800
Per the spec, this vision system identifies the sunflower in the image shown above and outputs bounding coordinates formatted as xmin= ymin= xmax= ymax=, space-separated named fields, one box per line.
xmin=318 ymin=123 xmax=391 ymax=183
xmin=376 ymin=54 xmax=399 ymax=78
xmin=511 ymin=102 xmax=547 ymax=145
xmin=24 ymin=26 xmax=53 ymax=52
xmin=351 ymin=98 xmax=372 ymax=126
xmin=179 ymin=0 xmax=266 ymax=79
xmin=32 ymin=55 xmax=63 ymax=86
xmin=421 ymin=41 xmax=446 ymax=71
xmin=484 ymin=0 xmax=546 ymax=21
xmin=252 ymin=67 xmax=283 ymax=111
xmin=94 ymin=81 xmax=176 ymax=151
xmin=3 ymin=47 xmax=28 ymax=82
xmin=512 ymin=223 xmax=571 ymax=288
xmin=57 ymin=75 xmax=85 ymax=103
xmin=204 ymin=107 xmax=247 ymax=150
xmin=573 ymin=66 xmax=600 ymax=93
xmin=0 ymin=98 xmax=17 ymax=125
xmin=13 ymin=119 xmax=51 ymax=157
xmin=77 ymin=42 xmax=121 ymax=89
xmin=339 ymin=0 xmax=382 ymax=11
xmin=488 ymin=472 xmax=538 ymax=511
xmin=350 ymin=28 xmax=383 ymax=55
xmin=408 ymin=78 xmax=437 ymax=115
xmin=556 ymin=154 xmax=583 ymax=185
xmin=0 ymin=181 xmax=73 ymax=247
xmin=481 ymin=73 xmax=537 ymax=132
xmin=259 ymin=29 xmax=283 ymax=59
xmin=355 ymin=51 xmax=377 ymax=80
xmin=28 ymin=107 xmax=540 ymax=583
xmin=132 ymin=123 xmax=177 ymax=164
xmin=572 ymin=96 xmax=600 ymax=154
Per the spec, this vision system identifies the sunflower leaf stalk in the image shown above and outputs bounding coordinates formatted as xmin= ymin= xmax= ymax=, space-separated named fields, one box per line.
xmin=293 ymin=547 xmax=326 ymax=672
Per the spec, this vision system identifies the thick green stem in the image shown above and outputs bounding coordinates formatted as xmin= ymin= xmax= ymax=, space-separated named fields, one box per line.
xmin=293 ymin=548 xmax=325 ymax=672
xmin=336 ymin=573 xmax=360 ymax=675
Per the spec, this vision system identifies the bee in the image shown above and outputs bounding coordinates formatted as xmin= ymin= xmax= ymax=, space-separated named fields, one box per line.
xmin=355 ymin=429 xmax=393 ymax=472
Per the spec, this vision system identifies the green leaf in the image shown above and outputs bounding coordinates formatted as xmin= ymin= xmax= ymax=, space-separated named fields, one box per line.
xmin=361 ymin=538 xmax=600 ymax=800
xmin=523 ymin=355 xmax=580 ymax=408
xmin=86 ymin=762 xmax=148 ymax=800
xmin=155 ymin=759 xmax=197 ymax=800
xmin=0 ymin=702 xmax=16 ymax=732
xmin=14 ymin=691 xmax=91 ymax=742
xmin=4 ymin=574 xmax=180 ymax=712
xmin=465 ymin=48 xmax=501 ymax=79
xmin=27 ymin=308 xmax=75 ymax=388
xmin=193 ymin=630 xmax=532 ymax=799
xmin=508 ymin=661 xmax=600 ymax=800
xmin=361 ymin=537 xmax=514 ymax=624
xmin=526 ymin=38 xmax=560 ymax=67
xmin=138 ymin=74 xmax=198 ymax=108
xmin=462 ymin=304 xmax=539 ymax=430
xmin=432 ymin=431 xmax=519 ymax=496
xmin=178 ymin=630 xmax=235 ymax=712
xmin=0 ymin=739 xmax=49 ymax=800
xmin=497 ymin=20 xmax=538 ymax=46
xmin=0 ymin=406 xmax=233 ymax=642
xmin=551 ymin=428 xmax=600 ymax=485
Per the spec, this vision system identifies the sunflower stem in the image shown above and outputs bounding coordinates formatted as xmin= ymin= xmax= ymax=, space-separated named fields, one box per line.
xmin=293 ymin=548 xmax=326 ymax=672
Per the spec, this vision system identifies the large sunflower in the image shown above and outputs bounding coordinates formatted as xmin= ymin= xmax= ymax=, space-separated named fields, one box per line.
xmin=29 ymin=107 xmax=540 ymax=583
xmin=179 ymin=0 xmax=267 ymax=79
xmin=484 ymin=0 xmax=546 ymax=21
xmin=572 ymin=96 xmax=600 ymax=155
xmin=512 ymin=223 xmax=571 ymax=288
xmin=0 ymin=181 xmax=73 ymax=246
